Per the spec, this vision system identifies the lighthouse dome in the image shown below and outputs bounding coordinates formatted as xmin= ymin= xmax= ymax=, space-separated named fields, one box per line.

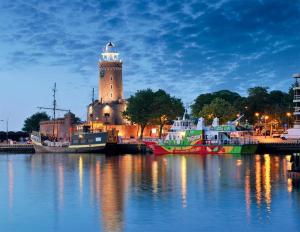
xmin=105 ymin=42 xmax=116 ymax=53
xmin=101 ymin=41 xmax=120 ymax=61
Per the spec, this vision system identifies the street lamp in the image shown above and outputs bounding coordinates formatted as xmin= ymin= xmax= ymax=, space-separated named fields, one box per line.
xmin=255 ymin=112 xmax=260 ymax=128
xmin=264 ymin=115 xmax=269 ymax=138
xmin=286 ymin=112 xmax=292 ymax=129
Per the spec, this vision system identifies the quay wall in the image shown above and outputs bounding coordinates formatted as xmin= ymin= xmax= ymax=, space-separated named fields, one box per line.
xmin=0 ymin=144 xmax=35 ymax=153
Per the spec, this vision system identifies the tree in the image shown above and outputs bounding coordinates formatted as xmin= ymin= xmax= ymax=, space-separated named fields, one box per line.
xmin=123 ymin=89 xmax=156 ymax=139
xmin=22 ymin=112 xmax=50 ymax=133
xmin=191 ymin=90 xmax=242 ymax=116
xmin=152 ymin=89 xmax=184 ymax=138
xmin=199 ymin=98 xmax=238 ymax=124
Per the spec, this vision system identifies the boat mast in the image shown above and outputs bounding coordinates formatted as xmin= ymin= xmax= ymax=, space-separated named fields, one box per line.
xmin=37 ymin=83 xmax=70 ymax=140
xmin=53 ymin=83 xmax=57 ymax=138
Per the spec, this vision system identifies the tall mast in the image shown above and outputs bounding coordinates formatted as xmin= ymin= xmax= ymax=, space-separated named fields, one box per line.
xmin=53 ymin=83 xmax=57 ymax=138
xmin=37 ymin=83 xmax=70 ymax=139
xmin=92 ymin=87 xmax=95 ymax=103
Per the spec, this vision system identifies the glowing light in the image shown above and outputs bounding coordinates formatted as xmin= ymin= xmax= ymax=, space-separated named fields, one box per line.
xmin=245 ymin=168 xmax=251 ymax=218
xmin=58 ymin=165 xmax=64 ymax=209
xmin=181 ymin=156 xmax=187 ymax=208
xmin=152 ymin=161 xmax=158 ymax=193
xmin=287 ymin=178 xmax=293 ymax=193
xmin=264 ymin=154 xmax=271 ymax=212
xmin=151 ymin=128 xmax=157 ymax=134
xmin=255 ymin=155 xmax=261 ymax=206
xmin=236 ymin=159 xmax=242 ymax=166
xmin=79 ymin=156 xmax=83 ymax=198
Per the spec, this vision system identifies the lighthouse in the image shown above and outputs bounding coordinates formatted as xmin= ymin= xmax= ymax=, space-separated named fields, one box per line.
xmin=99 ymin=42 xmax=123 ymax=103
xmin=282 ymin=74 xmax=300 ymax=139
xmin=88 ymin=42 xmax=126 ymax=125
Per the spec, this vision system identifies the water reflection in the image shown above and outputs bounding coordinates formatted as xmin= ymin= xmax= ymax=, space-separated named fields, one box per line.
xmin=1 ymin=153 xmax=300 ymax=231
xmin=181 ymin=156 xmax=187 ymax=208
xmin=8 ymin=160 xmax=14 ymax=210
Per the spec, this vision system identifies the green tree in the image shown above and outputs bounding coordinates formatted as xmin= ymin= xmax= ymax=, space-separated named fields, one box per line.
xmin=22 ymin=112 xmax=50 ymax=133
xmin=152 ymin=89 xmax=184 ymax=138
xmin=123 ymin=89 xmax=156 ymax=139
xmin=191 ymin=90 xmax=242 ymax=116
xmin=199 ymin=98 xmax=238 ymax=124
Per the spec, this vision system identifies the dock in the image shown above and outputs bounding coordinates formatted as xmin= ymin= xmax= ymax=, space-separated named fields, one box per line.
xmin=257 ymin=142 xmax=300 ymax=154
xmin=0 ymin=144 xmax=35 ymax=153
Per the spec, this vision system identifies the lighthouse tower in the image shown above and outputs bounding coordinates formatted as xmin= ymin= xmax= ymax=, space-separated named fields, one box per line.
xmin=99 ymin=42 xmax=123 ymax=103
xmin=292 ymin=74 xmax=300 ymax=127
xmin=283 ymin=74 xmax=300 ymax=139
xmin=88 ymin=42 xmax=126 ymax=125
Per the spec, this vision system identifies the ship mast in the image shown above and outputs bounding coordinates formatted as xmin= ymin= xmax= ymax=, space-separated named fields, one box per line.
xmin=37 ymin=83 xmax=70 ymax=139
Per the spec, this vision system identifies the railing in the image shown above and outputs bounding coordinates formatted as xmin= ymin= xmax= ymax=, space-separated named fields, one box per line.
xmin=0 ymin=144 xmax=33 ymax=148
xmin=204 ymin=139 xmax=259 ymax=145
xmin=294 ymin=95 xmax=300 ymax=100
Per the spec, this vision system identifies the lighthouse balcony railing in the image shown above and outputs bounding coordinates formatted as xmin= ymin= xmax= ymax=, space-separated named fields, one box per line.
xmin=294 ymin=107 xmax=300 ymax=112
xmin=294 ymin=95 xmax=300 ymax=100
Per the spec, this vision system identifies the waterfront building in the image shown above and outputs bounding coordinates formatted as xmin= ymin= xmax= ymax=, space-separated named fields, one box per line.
xmin=87 ymin=42 xmax=126 ymax=125
xmin=85 ymin=42 xmax=166 ymax=139
xmin=39 ymin=112 xmax=76 ymax=140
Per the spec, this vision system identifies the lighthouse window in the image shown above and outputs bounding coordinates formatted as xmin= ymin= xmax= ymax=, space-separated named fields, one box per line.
xmin=110 ymin=84 xmax=113 ymax=89
xmin=110 ymin=76 xmax=113 ymax=81
xmin=111 ymin=93 xmax=113 ymax=98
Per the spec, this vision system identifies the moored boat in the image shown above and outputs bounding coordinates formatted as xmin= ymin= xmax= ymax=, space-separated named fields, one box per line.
xmin=31 ymin=131 xmax=108 ymax=153
xmin=144 ymin=113 xmax=258 ymax=155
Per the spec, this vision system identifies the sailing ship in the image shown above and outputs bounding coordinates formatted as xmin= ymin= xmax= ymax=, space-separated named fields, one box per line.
xmin=31 ymin=83 xmax=109 ymax=153
xmin=31 ymin=131 xmax=107 ymax=153
xmin=144 ymin=113 xmax=258 ymax=155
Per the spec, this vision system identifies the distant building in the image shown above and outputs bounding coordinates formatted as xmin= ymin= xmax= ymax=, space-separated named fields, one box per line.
xmin=88 ymin=42 xmax=126 ymax=125
xmin=39 ymin=112 xmax=76 ymax=140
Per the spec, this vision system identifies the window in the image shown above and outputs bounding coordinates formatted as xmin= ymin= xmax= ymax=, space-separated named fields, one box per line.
xmin=111 ymin=93 xmax=113 ymax=97
xmin=110 ymin=84 xmax=113 ymax=89
xmin=110 ymin=76 xmax=113 ymax=81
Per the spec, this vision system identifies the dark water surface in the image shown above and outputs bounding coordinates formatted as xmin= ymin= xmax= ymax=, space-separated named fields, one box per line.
xmin=0 ymin=153 xmax=299 ymax=232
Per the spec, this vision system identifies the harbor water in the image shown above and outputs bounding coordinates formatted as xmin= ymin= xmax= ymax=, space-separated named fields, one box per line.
xmin=0 ymin=153 xmax=299 ymax=232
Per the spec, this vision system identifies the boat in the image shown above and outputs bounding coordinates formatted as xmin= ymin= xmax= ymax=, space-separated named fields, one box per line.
xmin=144 ymin=113 xmax=258 ymax=155
xmin=31 ymin=131 xmax=108 ymax=153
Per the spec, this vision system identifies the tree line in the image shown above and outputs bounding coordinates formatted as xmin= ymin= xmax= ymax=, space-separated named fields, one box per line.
xmin=22 ymin=86 xmax=294 ymax=139
xmin=191 ymin=87 xmax=293 ymax=125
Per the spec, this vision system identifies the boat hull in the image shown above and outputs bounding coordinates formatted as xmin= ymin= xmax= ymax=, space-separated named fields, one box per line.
xmin=152 ymin=144 xmax=257 ymax=155
xmin=33 ymin=143 xmax=106 ymax=153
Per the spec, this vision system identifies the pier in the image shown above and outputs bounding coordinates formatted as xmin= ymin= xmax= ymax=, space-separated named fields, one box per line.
xmin=257 ymin=142 xmax=300 ymax=154
xmin=0 ymin=144 xmax=35 ymax=153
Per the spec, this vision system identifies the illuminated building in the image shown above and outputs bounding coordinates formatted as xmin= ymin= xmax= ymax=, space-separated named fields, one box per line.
xmin=85 ymin=42 xmax=169 ymax=138
xmin=88 ymin=42 xmax=126 ymax=125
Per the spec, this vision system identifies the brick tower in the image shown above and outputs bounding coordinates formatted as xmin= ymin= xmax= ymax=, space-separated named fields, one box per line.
xmin=99 ymin=42 xmax=123 ymax=103
xmin=88 ymin=42 xmax=126 ymax=126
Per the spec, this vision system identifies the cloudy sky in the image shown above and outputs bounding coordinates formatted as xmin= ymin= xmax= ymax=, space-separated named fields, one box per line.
xmin=1 ymin=0 xmax=300 ymax=130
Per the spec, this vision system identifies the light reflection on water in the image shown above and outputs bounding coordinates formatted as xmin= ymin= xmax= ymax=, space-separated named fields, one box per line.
xmin=0 ymin=153 xmax=300 ymax=231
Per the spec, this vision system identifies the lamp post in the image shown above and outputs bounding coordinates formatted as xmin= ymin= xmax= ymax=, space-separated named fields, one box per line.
xmin=264 ymin=115 xmax=269 ymax=138
xmin=286 ymin=112 xmax=292 ymax=129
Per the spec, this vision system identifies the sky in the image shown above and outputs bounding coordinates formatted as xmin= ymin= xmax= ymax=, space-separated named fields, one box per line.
xmin=1 ymin=0 xmax=300 ymax=130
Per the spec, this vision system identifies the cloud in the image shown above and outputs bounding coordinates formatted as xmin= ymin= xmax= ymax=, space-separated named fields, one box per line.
xmin=1 ymin=0 xmax=300 ymax=102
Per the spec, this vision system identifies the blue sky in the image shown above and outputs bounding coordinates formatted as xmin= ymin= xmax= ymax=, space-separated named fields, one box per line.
xmin=0 ymin=0 xmax=300 ymax=130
